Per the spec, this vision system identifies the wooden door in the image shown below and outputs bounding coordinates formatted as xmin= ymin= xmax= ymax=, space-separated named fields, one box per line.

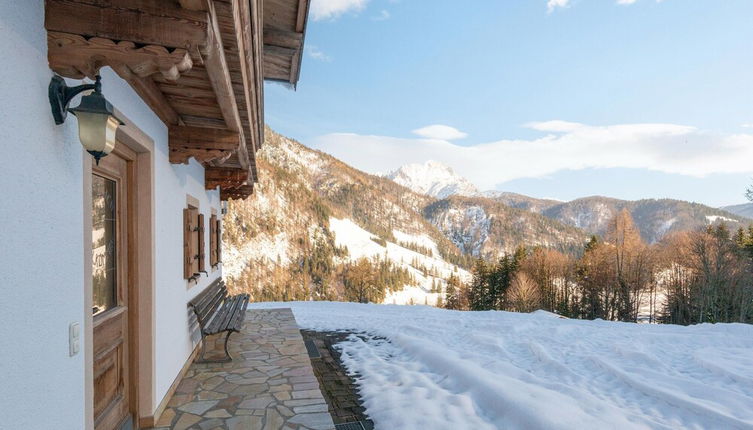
xmin=92 ymin=152 xmax=132 ymax=430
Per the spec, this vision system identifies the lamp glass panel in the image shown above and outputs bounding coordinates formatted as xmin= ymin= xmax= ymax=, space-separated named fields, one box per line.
xmin=77 ymin=112 xmax=118 ymax=155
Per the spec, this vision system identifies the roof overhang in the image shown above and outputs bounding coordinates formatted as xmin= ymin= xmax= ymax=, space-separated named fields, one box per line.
xmin=45 ymin=0 xmax=311 ymax=200
xmin=262 ymin=0 xmax=311 ymax=87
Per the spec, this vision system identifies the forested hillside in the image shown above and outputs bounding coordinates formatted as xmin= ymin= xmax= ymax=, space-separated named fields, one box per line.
xmin=488 ymin=194 xmax=750 ymax=243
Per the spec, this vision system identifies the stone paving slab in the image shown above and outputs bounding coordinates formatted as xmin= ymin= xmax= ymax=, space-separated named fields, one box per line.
xmin=150 ymin=308 xmax=336 ymax=430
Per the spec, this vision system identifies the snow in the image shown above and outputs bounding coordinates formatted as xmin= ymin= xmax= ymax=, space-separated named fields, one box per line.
xmin=386 ymin=160 xmax=479 ymax=198
xmin=656 ymin=217 xmax=677 ymax=238
xmin=223 ymin=232 xmax=290 ymax=279
xmin=249 ymin=301 xmax=753 ymax=430
xmin=706 ymin=215 xmax=737 ymax=224
xmin=328 ymin=217 xmax=471 ymax=305
xmin=434 ymin=205 xmax=490 ymax=256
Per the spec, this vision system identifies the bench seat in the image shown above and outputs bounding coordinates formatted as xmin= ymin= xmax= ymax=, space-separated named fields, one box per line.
xmin=188 ymin=278 xmax=249 ymax=363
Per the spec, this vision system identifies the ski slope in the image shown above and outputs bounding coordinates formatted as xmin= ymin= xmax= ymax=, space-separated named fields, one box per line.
xmin=249 ymin=302 xmax=753 ymax=430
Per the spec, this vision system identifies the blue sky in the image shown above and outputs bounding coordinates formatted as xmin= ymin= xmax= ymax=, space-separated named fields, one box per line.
xmin=265 ymin=0 xmax=753 ymax=207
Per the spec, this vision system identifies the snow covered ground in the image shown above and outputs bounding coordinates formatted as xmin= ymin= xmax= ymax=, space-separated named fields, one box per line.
xmin=329 ymin=217 xmax=471 ymax=305
xmin=249 ymin=302 xmax=753 ymax=430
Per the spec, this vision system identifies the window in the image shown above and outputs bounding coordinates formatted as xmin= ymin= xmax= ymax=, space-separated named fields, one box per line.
xmin=183 ymin=205 xmax=205 ymax=280
xmin=92 ymin=174 xmax=117 ymax=314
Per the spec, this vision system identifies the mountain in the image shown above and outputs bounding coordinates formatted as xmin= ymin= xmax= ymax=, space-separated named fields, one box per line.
xmin=224 ymin=128 xmax=749 ymax=305
xmin=484 ymin=191 xmax=563 ymax=213
xmin=224 ymin=128 xmax=474 ymax=305
xmin=223 ymin=129 xmax=587 ymax=304
xmin=721 ymin=202 xmax=753 ymax=219
xmin=386 ymin=160 xmax=479 ymax=198
xmin=386 ymin=163 xmax=751 ymax=244
xmin=486 ymin=194 xmax=752 ymax=243
xmin=424 ymin=196 xmax=590 ymax=257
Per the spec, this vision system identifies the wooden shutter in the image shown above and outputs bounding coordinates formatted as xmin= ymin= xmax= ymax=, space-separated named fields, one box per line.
xmin=209 ymin=214 xmax=218 ymax=266
xmin=183 ymin=208 xmax=194 ymax=279
xmin=198 ymin=213 xmax=205 ymax=272
xmin=216 ymin=218 xmax=222 ymax=263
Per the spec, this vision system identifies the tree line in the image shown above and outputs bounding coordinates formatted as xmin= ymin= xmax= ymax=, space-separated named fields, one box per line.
xmin=445 ymin=209 xmax=753 ymax=325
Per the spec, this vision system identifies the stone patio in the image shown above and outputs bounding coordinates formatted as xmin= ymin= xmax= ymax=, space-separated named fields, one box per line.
xmin=150 ymin=308 xmax=335 ymax=430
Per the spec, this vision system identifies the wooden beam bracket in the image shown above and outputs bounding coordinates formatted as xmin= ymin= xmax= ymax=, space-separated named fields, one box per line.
xmin=48 ymin=32 xmax=193 ymax=82
xmin=170 ymin=148 xmax=234 ymax=165
xmin=220 ymin=184 xmax=254 ymax=200
xmin=205 ymin=167 xmax=249 ymax=190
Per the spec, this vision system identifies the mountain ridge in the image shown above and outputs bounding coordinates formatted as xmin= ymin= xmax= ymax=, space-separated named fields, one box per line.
xmin=388 ymin=161 xmax=752 ymax=243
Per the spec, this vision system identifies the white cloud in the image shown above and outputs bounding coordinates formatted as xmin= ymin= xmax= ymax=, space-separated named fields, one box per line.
xmin=306 ymin=45 xmax=332 ymax=62
xmin=547 ymin=0 xmax=570 ymax=13
xmin=311 ymin=0 xmax=369 ymax=21
xmin=412 ymin=125 xmax=468 ymax=141
xmin=308 ymin=121 xmax=753 ymax=190
xmin=742 ymin=124 xmax=753 ymax=129
xmin=616 ymin=0 xmax=638 ymax=4
xmin=372 ymin=9 xmax=390 ymax=21
xmin=525 ymin=120 xmax=585 ymax=133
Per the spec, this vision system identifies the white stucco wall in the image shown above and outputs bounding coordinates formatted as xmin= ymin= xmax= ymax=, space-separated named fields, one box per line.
xmin=0 ymin=3 xmax=86 ymax=429
xmin=0 ymin=2 xmax=223 ymax=427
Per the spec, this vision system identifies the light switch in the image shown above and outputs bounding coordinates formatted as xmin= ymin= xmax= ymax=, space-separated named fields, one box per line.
xmin=69 ymin=322 xmax=80 ymax=357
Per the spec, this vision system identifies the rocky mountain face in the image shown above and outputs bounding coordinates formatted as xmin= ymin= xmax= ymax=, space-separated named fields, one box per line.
xmin=386 ymin=160 xmax=479 ymax=199
xmin=424 ymin=196 xmax=589 ymax=257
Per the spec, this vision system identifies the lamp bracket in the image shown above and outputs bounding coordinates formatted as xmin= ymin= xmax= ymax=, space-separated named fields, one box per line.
xmin=48 ymin=75 xmax=99 ymax=125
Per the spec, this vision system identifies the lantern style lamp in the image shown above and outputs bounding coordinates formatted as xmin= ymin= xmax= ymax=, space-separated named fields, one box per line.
xmin=49 ymin=75 xmax=124 ymax=164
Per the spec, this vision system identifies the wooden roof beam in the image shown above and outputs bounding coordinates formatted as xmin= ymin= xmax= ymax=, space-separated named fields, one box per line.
xmin=115 ymin=65 xmax=181 ymax=125
xmin=220 ymin=184 xmax=254 ymax=201
xmin=169 ymin=125 xmax=240 ymax=150
xmin=263 ymin=29 xmax=303 ymax=49
xmin=179 ymin=0 xmax=208 ymax=11
xmin=205 ymin=167 xmax=249 ymax=190
xmin=47 ymin=32 xmax=194 ymax=82
xmin=45 ymin=0 xmax=210 ymax=50
xmin=170 ymin=148 xmax=233 ymax=165
xmin=204 ymin=0 xmax=250 ymax=170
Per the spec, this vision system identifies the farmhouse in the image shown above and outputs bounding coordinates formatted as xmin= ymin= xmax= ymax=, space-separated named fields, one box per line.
xmin=0 ymin=1 xmax=311 ymax=428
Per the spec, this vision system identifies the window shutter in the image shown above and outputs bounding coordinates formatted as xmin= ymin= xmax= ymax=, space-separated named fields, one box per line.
xmin=198 ymin=213 xmax=206 ymax=272
xmin=183 ymin=208 xmax=193 ymax=279
xmin=216 ymin=218 xmax=222 ymax=263
xmin=210 ymin=214 xmax=218 ymax=267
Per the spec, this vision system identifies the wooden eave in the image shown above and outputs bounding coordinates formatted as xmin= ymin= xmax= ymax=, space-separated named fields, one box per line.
xmin=45 ymin=0 xmax=311 ymax=200
xmin=263 ymin=0 xmax=311 ymax=87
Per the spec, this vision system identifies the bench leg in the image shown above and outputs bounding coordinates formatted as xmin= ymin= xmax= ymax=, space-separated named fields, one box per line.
xmin=222 ymin=331 xmax=233 ymax=361
xmin=196 ymin=332 xmax=234 ymax=364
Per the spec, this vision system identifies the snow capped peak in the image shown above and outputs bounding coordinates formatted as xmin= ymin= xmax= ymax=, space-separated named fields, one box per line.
xmin=387 ymin=160 xmax=479 ymax=199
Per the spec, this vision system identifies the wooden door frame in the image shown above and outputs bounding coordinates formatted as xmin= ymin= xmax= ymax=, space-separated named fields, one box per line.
xmin=84 ymin=111 xmax=155 ymax=430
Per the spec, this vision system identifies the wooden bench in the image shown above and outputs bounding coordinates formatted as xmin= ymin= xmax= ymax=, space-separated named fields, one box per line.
xmin=188 ymin=279 xmax=250 ymax=363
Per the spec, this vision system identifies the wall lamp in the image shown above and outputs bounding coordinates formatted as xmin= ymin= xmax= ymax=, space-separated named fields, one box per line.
xmin=49 ymin=74 xmax=124 ymax=164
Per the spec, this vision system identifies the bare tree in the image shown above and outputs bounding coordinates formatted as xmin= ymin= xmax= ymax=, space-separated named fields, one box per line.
xmin=509 ymin=272 xmax=541 ymax=313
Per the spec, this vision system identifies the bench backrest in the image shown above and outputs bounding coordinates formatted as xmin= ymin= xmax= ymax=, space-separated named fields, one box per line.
xmin=188 ymin=278 xmax=228 ymax=329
